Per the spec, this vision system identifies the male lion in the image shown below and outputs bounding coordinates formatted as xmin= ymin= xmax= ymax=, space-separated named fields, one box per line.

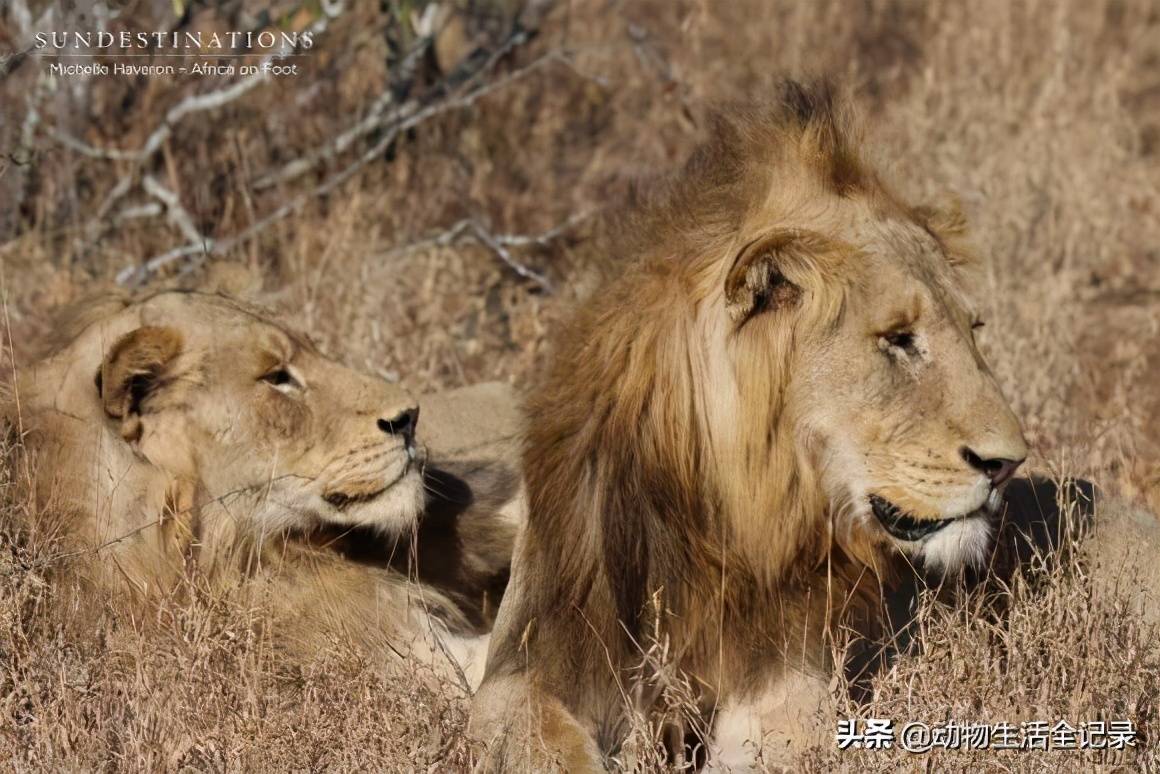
xmin=470 ymin=81 xmax=1029 ymax=770
xmin=6 ymin=290 xmax=522 ymax=684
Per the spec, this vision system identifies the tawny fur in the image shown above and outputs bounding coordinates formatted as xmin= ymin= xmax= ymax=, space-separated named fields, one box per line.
xmin=5 ymin=290 xmax=521 ymax=684
xmin=470 ymin=80 xmax=1028 ymax=771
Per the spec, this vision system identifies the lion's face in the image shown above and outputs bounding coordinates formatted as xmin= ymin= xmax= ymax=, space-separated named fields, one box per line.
xmin=720 ymin=203 xmax=1027 ymax=572
xmin=800 ymin=224 xmax=1026 ymax=570
xmin=90 ymin=292 xmax=425 ymax=536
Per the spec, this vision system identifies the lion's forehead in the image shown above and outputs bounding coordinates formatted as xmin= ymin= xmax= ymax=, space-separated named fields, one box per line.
xmin=846 ymin=214 xmax=948 ymax=275
xmin=846 ymin=248 xmax=975 ymax=327
xmin=765 ymin=201 xmax=975 ymax=320
xmin=141 ymin=294 xmax=300 ymax=347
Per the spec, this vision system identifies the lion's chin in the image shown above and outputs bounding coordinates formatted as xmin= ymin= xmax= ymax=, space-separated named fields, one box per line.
xmin=910 ymin=513 xmax=993 ymax=571
xmin=320 ymin=468 xmax=426 ymax=534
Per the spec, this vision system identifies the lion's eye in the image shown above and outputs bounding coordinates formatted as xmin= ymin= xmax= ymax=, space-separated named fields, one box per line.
xmin=971 ymin=319 xmax=985 ymax=330
xmin=882 ymin=331 xmax=916 ymax=352
xmin=261 ymin=368 xmax=301 ymax=392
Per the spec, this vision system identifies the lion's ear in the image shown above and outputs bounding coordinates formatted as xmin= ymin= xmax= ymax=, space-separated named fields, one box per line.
xmin=725 ymin=229 xmax=824 ymax=323
xmin=98 ymin=326 xmax=184 ymax=441
xmin=913 ymin=195 xmax=968 ymax=240
xmin=913 ymin=195 xmax=980 ymax=269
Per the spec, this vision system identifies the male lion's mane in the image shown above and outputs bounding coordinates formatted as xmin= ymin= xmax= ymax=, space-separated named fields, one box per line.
xmin=486 ymin=84 xmax=918 ymax=741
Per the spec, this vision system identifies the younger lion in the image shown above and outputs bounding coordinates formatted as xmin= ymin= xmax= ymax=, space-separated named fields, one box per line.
xmin=470 ymin=81 xmax=1028 ymax=770
xmin=6 ymin=290 xmax=522 ymax=684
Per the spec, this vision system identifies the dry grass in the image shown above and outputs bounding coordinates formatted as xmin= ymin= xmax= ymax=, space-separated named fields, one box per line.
xmin=804 ymin=515 xmax=1160 ymax=772
xmin=0 ymin=437 xmax=478 ymax=771
xmin=2 ymin=0 xmax=1159 ymax=770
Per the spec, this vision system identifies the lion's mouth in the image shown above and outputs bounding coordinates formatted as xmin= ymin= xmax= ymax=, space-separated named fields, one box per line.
xmin=323 ymin=487 xmax=389 ymax=510
xmin=321 ymin=444 xmax=427 ymax=512
xmin=869 ymin=494 xmax=963 ymax=541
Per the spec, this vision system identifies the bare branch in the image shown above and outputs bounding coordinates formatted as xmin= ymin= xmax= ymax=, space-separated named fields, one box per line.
xmin=48 ymin=9 xmax=340 ymax=265
xmin=250 ymin=29 xmax=553 ymax=192
xmin=116 ymin=242 xmax=208 ymax=285
xmin=52 ymin=65 xmax=274 ymax=162
xmin=376 ymin=213 xmax=593 ymax=293
xmin=49 ymin=10 xmax=337 ymax=163
xmin=67 ymin=175 xmax=134 ymax=263
xmin=465 ymin=220 xmax=554 ymax=292
xmin=252 ymin=37 xmax=431 ymax=190
xmin=142 ymin=174 xmax=208 ymax=247
xmin=251 ymin=92 xmax=398 ymax=191
xmin=116 ymin=47 xmax=573 ymax=286
xmin=114 ymin=202 xmax=163 ymax=221
xmin=491 ymin=210 xmax=592 ymax=247
xmin=377 ymin=220 xmax=474 ymax=261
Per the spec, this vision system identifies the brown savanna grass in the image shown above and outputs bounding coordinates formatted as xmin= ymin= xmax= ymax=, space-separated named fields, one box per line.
xmin=0 ymin=433 xmax=479 ymax=771
xmin=804 ymin=499 xmax=1160 ymax=773
xmin=2 ymin=0 xmax=1159 ymax=770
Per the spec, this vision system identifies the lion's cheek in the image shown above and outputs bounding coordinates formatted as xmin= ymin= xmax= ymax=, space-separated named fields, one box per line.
xmin=253 ymin=394 xmax=312 ymax=442
xmin=137 ymin=415 xmax=197 ymax=480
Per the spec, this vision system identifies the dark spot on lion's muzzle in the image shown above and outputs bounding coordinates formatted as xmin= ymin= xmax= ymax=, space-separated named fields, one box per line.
xmin=324 ymin=488 xmax=388 ymax=510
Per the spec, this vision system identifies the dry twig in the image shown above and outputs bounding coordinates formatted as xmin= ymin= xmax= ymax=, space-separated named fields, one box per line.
xmin=376 ymin=212 xmax=592 ymax=293
xmin=117 ymin=48 xmax=578 ymax=286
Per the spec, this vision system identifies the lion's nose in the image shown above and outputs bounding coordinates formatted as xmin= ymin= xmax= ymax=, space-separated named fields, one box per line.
xmin=961 ymin=447 xmax=1023 ymax=486
xmin=378 ymin=406 xmax=418 ymax=445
